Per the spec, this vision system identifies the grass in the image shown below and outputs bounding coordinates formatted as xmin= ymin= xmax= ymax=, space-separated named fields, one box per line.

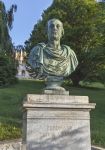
xmin=0 ymin=79 xmax=105 ymax=148
xmin=68 ymin=85 xmax=105 ymax=148
xmin=0 ymin=79 xmax=45 ymax=140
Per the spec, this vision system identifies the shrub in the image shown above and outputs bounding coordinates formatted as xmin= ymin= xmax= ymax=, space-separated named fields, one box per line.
xmin=0 ymin=52 xmax=18 ymax=87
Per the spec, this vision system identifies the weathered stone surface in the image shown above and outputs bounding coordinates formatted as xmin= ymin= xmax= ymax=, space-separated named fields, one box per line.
xmin=44 ymin=89 xmax=69 ymax=95
xmin=0 ymin=139 xmax=21 ymax=150
xmin=23 ymin=94 xmax=95 ymax=150
xmin=0 ymin=140 xmax=104 ymax=150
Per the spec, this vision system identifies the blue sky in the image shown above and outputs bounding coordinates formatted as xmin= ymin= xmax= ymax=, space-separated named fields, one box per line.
xmin=3 ymin=0 xmax=53 ymax=46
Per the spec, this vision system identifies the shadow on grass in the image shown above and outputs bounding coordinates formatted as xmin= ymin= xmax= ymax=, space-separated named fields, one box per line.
xmin=63 ymin=82 xmax=105 ymax=92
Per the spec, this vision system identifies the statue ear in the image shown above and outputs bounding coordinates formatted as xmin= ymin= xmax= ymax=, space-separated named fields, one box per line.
xmin=62 ymin=28 xmax=64 ymax=37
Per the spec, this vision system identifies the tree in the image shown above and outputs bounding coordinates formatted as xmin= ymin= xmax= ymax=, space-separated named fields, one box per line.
xmin=25 ymin=20 xmax=47 ymax=53
xmin=25 ymin=0 xmax=105 ymax=85
xmin=0 ymin=52 xmax=17 ymax=86
xmin=0 ymin=1 xmax=17 ymax=53
xmin=0 ymin=1 xmax=17 ymax=86
xmin=7 ymin=4 xmax=17 ymax=30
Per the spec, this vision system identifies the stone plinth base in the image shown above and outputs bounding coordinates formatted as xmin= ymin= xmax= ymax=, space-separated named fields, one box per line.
xmin=22 ymin=94 xmax=95 ymax=150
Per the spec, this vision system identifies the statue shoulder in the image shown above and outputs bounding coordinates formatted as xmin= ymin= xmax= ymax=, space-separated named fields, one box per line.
xmin=62 ymin=44 xmax=78 ymax=67
xmin=62 ymin=44 xmax=72 ymax=51
xmin=28 ymin=43 xmax=46 ymax=67
xmin=30 ymin=43 xmax=46 ymax=53
xmin=62 ymin=45 xmax=75 ymax=55
xmin=37 ymin=42 xmax=46 ymax=48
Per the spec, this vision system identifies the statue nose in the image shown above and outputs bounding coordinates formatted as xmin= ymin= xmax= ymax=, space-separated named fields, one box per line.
xmin=53 ymin=25 xmax=57 ymax=30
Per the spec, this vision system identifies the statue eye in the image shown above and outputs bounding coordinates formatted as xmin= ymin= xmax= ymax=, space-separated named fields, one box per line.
xmin=57 ymin=24 xmax=60 ymax=28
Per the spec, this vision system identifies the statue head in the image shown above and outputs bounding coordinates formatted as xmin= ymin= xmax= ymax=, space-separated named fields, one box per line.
xmin=47 ymin=19 xmax=64 ymax=41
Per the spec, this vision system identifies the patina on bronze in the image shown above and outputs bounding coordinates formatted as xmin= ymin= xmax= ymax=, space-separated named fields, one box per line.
xmin=28 ymin=19 xmax=78 ymax=91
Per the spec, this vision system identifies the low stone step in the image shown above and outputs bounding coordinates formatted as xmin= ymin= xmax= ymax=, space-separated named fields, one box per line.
xmin=0 ymin=140 xmax=104 ymax=150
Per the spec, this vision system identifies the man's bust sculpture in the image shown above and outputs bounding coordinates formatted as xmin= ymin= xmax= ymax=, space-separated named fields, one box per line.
xmin=28 ymin=19 xmax=78 ymax=91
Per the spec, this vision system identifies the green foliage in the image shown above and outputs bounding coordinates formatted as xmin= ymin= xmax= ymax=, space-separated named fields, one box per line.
xmin=7 ymin=4 xmax=17 ymax=30
xmin=83 ymin=47 xmax=105 ymax=84
xmin=26 ymin=0 xmax=103 ymax=50
xmin=25 ymin=0 xmax=105 ymax=85
xmin=25 ymin=20 xmax=47 ymax=53
xmin=0 ymin=52 xmax=17 ymax=86
xmin=0 ymin=123 xmax=21 ymax=140
xmin=0 ymin=1 xmax=17 ymax=53
xmin=0 ymin=2 xmax=18 ymax=87
xmin=0 ymin=1 xmax=11 ymax=52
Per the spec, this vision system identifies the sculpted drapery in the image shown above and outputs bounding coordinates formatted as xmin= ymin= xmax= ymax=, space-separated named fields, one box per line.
xmin=28 ymin=43 xmax=78 ymax=77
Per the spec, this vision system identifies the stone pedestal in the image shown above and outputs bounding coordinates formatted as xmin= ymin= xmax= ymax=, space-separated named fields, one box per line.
xmin=22 ymin=94 xmax=95 ymax=150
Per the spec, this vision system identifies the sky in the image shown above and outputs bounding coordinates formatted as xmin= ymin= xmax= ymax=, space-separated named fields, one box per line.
xmin=2 ymin=0 xmax=53 ymax=46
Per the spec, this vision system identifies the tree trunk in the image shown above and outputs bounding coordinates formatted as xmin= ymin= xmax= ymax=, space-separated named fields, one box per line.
xmin=71 ymin=77 xmax=80 ymax=87
xmin=70 ymin=71 xmax=82 ymax=87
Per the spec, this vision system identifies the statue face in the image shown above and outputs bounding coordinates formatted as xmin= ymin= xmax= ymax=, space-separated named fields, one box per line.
xmin=47 ymin=19 xmax=64 ymax=41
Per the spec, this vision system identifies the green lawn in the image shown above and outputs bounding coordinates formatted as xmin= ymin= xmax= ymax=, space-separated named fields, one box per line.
xmin=0 ymin=79 xmax=45 ymax=140
xmin=68 ymin=86 xmax=105 ymax=148
xmin=0 ymin=80 xmax=105 ymax=148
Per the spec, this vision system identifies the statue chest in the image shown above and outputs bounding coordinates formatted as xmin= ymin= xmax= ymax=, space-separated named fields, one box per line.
xmin=43 ymin=51 xmax=69 ymax=76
